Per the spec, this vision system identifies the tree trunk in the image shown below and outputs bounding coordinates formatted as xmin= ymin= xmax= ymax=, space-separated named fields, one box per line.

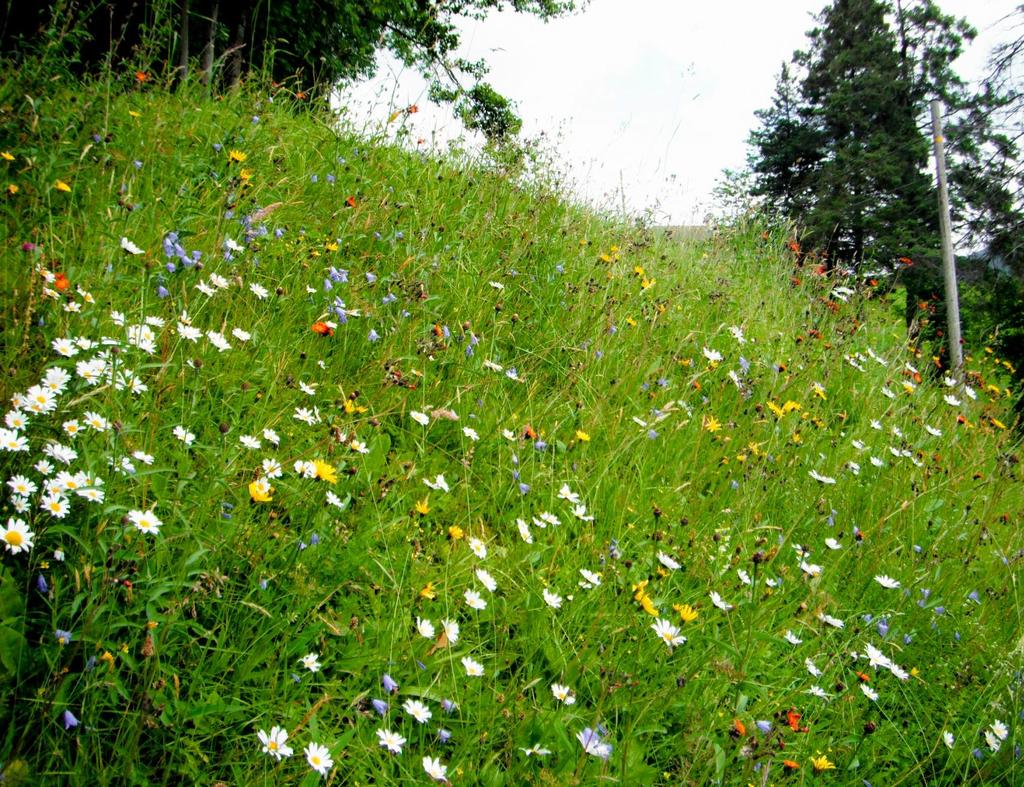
xmin=201 ymin=0 xmax=218 ymax=86
xmin=177 ymin=0 xmax=190 ymax=81
xmin=226 ymin=14 xmax=246 ymax=89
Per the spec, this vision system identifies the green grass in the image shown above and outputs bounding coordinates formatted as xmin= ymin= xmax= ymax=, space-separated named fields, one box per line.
xmin=0 ymin=70 xmax=1022 ymax=786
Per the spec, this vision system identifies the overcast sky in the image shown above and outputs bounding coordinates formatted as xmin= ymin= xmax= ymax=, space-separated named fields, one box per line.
xmin=339 ymin=0 xmax=1022 ymax=225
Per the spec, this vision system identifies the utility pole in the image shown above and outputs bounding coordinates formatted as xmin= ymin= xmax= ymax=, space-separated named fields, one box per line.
xmin=930 ymin=99 xmax=963 ymax=372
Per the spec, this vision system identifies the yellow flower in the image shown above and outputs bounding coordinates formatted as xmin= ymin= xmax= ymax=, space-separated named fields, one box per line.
xmin=810 ymin=754 xmax=835 ymax=773
xmin=0 ymin=151 xmax=13 ymax=161
xmin=414 ymin=498 xmax=430 ymax=515
xmin=55 ymin=180 xmax=71 ymax=192
xmin=703 ymin=415 xmax=721 ymax=433
xmin=6 ymin=184 xmax=17 ymax=195
xmin=790 ymin=431 xmax=803 ymax=445
xmin=313 ymin=460 xmax=337 ymax=484
xmin=641 ymin=277 xmax=655 ymax=290
xmin=767 ymin=401 xmax=785 ymax=419
xmin=813 ymin=384 xmax=827 ymax=400
xmin=783 ymin=400 xmax=802 ymax=413
xmin=625 ymin=316 xmax=637 ymax=327
xmin=419 ymin=582 xmax=437 ymax=600
xmin=248 ymin=479 xmax=274 ymax=502
xmin=990 ymin=417 xmax=1006 ymax=430
xmin=228 ymin=149 xmax=247 ymax=163
xmin=633 ymin=265 xmax=645 ymax=277
xmin=448 ymin=525 xmax=464 ymax=540
xmin=673 ymin=603 xmax=699 ymax=624
xmin=632 ymin=581 xmax=659 ymax=616
xmin=575 ymin=430 xmax=591 ymax=442
xmin=344 ymin=399 xmax=368 ymax=414
xmin=326 ymin=241 xmax=339 ymax=252
xmin=128 ymin=109 xmax=140 ymax=118
xmin=239 ymin=168 xmax=253 ymax=183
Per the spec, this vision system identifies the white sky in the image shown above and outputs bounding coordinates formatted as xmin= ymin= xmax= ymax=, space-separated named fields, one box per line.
xmin=338 ymin=0 xmax=1022 ymax=225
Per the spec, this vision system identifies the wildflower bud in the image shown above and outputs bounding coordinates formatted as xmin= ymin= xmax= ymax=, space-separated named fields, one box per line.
xmin=218 ymin=422 xmax=229 ymax=434
xmin=511 ymin=313 xmax=520 ymax=323
xmin=276 ymin=287 xmax=285 ymax=296
xmin=112 ymin=420 xmax=123 ymax=433
xmin=864 ymin=721 xmax=877 ymax=734
xmin=494 ymin=302 xmax=503 ymax=312
xmin=240 ymin=382 xmax=250 ymax=391
xmin=462 ymin=321 xmax=471 ymax=331
xmin=753 ymin=551 xmax=766 ymax=564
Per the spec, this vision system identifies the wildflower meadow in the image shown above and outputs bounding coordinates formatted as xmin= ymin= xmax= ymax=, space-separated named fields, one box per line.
xmin=0 ymin=72 xmax=1022 ymax=785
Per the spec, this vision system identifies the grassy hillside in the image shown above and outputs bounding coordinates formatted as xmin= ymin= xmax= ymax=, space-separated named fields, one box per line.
xmin=0 ymin=74 xmax=1022 ymax=786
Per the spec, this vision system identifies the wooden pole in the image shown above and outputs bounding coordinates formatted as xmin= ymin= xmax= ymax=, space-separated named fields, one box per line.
xmin=929 ymin=99 xmax=963 ymax=372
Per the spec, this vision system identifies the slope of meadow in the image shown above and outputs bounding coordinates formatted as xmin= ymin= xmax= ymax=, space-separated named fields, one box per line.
xmin=0 ymin=76 xmax=1022 ymax=786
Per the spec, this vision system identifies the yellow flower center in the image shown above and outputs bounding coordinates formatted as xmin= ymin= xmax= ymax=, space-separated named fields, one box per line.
xmin=6 ymin=531 xmax=23 ymax=546
xmin=268 ymin=741 xmax=278 ymax=750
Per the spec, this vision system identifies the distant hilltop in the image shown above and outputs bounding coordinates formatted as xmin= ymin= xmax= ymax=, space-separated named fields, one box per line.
xmin=657 ymin=225 xmax=714 ymax=242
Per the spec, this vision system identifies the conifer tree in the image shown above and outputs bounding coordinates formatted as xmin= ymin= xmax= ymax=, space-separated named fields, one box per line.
xmin=750 ymin=0 xmax=973 ymax=274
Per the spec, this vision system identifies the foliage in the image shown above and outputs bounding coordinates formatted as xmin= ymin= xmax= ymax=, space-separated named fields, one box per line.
xmin=0 ymin=0 xmax=583 ymax=142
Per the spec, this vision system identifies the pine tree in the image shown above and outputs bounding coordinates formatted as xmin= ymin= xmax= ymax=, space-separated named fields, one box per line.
xmin=749 ymin=0 xmax=973 ymax=274
xmin=749 ymin=63 xmax=823 ymax=221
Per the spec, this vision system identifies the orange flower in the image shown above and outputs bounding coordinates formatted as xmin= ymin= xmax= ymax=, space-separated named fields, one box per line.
xmin=53 ymin=272 xmax=70 ymax=291
xmin=731 ymin=719 xmax=746 ymax=737
xmin=345 ymin=195 xmax=356 ymax=208
xmin=311 ymin=321 xmax=334 ymax=337
xmin=786 ymin=709 xmax=802 ymax=732
xmin=135 ymin=71 xmax=148 ymax=83
xmin=783 ymin=759 xmax=800 ymax=771
xmin=523 ymin=425 xmax=537 ymax=440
